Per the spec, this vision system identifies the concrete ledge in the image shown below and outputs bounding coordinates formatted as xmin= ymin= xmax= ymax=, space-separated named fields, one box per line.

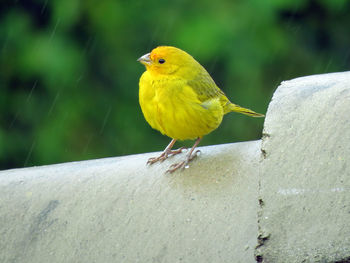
xmin=257 ymin=71 xmax=350 ymax=262
xmin=0 ymin=141 xmax=260 ymax=263
xmin=1 ymin=71 xmax=350 ymax=263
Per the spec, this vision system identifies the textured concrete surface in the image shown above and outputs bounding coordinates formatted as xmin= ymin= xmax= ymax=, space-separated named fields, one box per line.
xmin=257 ymin=71 xmax=350 ymax=262
xmin=3 ymin=71 xmax=350 ymax=263
xmin=0 ymin=141 xmax=260 ymax=263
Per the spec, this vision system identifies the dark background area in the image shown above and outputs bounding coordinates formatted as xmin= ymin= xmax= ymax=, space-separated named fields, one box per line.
xmin=1 ymin=0 xmax=349 ymax=170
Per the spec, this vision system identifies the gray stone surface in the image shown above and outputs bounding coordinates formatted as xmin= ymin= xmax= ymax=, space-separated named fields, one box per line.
xmin=3 ymin=71 xmax=350 ymax=263
xmin=257 ymin=71 xmax=350 ymax=262
xmin=0 ymin=141 xmax=260 ymax=263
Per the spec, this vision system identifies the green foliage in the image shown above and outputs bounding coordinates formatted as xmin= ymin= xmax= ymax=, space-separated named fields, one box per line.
xmin=1 ymin=0 xmax=349 ymax=169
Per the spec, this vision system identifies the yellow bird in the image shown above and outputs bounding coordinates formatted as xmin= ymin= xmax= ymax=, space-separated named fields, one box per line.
xmin=138 ymin=46 xmax=264 ymax=173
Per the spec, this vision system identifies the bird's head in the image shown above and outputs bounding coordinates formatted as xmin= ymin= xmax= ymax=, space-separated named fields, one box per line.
xmin=138 ymin=46 xmax=199 ymax=76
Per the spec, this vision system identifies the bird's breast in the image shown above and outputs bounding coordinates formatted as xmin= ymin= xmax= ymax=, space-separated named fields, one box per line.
xmin=139 ymin=73 xmax=224 ymax=140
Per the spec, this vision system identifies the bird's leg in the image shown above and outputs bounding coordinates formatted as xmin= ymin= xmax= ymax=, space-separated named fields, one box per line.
xmin=147 ymin=139 xmax=186 ymax=165
xmin=167 ymin=138 xmax=202 ymax=173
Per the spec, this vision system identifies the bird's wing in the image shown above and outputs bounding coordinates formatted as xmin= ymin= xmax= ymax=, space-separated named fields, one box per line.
xmin=186 ymin=71 xmax=227 ymax=103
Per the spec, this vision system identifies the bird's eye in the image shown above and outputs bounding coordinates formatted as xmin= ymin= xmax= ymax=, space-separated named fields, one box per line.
xmin=158 ymin=59 xmax=165 ymax=64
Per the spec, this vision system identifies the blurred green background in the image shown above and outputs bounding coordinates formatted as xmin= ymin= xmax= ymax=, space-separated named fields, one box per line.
xmin=1 ymin=0 xmax=349 ymax=170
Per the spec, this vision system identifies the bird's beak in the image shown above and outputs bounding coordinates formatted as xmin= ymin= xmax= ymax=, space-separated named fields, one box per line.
xmin=137 ymin=53 xmax=152 ymax=65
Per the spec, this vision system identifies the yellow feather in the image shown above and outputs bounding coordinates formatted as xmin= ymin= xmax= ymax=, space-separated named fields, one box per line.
xmin=137 ymin=46 xmax=264 ymax=172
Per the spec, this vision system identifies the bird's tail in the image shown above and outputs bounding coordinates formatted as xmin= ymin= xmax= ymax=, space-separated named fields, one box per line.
xmin=226 ymin=103 xmax=265 ymax=117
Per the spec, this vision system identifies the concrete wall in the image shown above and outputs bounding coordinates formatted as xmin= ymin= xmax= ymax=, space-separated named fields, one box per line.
xmin=1 ymin=71 xmax=350 ymax=263
xmin=0 ymin=142 xmax=261 ymax=263
xmin=257 ymin=71 xmax=350 ymax=263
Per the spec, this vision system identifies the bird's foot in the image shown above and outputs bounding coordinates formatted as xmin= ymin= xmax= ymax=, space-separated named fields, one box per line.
xmin=147 ymin=147 xmax=187 ymax=165
xmin=166 ymin=150 xmax=201 ymax=173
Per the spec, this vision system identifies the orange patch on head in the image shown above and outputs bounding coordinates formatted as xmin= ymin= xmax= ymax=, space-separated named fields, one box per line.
xmin=150 ymin=46 xmax=170 ymax=62
xmin=150 ymin=49 xmax=161 ymax=61
xmin=149 ymin=52 xmax=159 ymax=62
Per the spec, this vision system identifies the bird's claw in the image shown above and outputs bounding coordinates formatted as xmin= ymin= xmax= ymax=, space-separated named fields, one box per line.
xmin=147 ymin=147 xmax=187 ymax=165
xmin=166 ymin=150 xmax=201 ymax=173
xmin=147 ymin=155 xmax=166 ymax=165
xmin=166 ymin=161 xmax=187 ymax=173
xmin=170 ymin=146 xmax=187 ymax=155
